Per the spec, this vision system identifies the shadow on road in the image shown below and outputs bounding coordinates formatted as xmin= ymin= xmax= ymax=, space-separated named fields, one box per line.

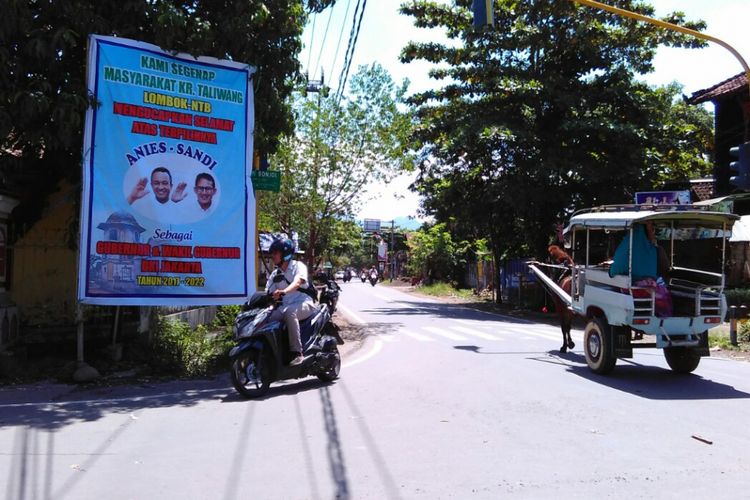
xmin=456 ymin=346 xmax=750 ymax=401
xmin=566 ymin=362 xmax=750 ymax=400
xmin=0 ymin=376 xmax=239 ymax=431
xmin=320 ymin=385 xmax=350 ymax=500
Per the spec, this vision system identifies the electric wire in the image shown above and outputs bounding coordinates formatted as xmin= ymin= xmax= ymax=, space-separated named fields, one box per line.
xmin=329 ymin=0 xmax=353 ymax=83
xmin=334 ymin=0 xmax=362 ymax=100
xmin=336 ymin=0 xmax=367 ymax=102
xmin=306 ymin=12 xmax=318 ymax=77
xmin=312 ymin=5 xmax=335 ymax=81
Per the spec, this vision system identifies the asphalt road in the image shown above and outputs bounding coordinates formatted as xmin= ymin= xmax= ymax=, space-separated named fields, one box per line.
xmin=2 ymin=282 xmax=750 ymax=499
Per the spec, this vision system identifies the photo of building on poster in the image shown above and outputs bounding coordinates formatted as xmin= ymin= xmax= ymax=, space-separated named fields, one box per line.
xmin=78 ymin=35 xmax=256 ymax=306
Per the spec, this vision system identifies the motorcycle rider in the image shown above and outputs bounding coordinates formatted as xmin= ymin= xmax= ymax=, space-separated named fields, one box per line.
xmin=265 ymin=238 xmax=315 ymax=366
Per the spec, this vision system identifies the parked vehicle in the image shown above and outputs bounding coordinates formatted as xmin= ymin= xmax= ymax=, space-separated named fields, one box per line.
xmin=319 ymin=279 xmax=341 ymax=314
xmin=530 ymin=204 xmax=738 ymax=375
xmin=229 ymin=292 xmax=341 ymax=398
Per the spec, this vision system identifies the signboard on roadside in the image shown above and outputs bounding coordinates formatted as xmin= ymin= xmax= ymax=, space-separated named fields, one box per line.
xmin=78 ymin=35 xmax=255 ymax=305
xmin=363 ymin=219 xmax=381 ymax=233
xmin=251 ymin=170 xmax=281 ymax=192
xmin=635 ymin=190 xmax=691 ymax=205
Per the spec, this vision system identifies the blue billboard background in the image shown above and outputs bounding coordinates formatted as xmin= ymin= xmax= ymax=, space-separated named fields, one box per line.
xmin=78 ymin=35 xmax=255 ymax=305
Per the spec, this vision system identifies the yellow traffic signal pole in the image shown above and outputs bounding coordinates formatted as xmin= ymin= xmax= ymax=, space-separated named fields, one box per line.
xmin=571 ymin=0 xmax=750 ymax=99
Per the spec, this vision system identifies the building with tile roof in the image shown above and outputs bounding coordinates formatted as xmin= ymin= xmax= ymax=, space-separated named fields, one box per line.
xmin=687 ymin=72 xmax=749 ymax=197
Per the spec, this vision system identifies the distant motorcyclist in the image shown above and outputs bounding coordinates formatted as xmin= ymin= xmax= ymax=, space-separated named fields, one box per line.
xmin=265 ymin=238 xmax=315 ymax=366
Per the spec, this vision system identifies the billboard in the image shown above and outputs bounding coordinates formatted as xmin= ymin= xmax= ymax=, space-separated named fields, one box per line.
xmin=78 ymin=35 xmax=255 ymax=305
xmin=377 ymin=242 xmax=388 ymax=262
xmin=635 ymin=190 xmax=691 ymax=205
xmin=363 ymin=219 xmax=381 ymax=233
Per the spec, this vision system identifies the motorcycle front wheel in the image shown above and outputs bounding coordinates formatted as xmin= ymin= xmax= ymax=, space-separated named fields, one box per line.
xmin=231 ymin=350 xmax=271 ymax=398
xmin=317 ymin=348 xmax=341 ymax=383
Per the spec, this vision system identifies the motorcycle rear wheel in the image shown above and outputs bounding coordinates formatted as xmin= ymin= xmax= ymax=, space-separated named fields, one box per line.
xmin=317 ymin=349 xmax=341 ymax=383
xmin=231 ymin=350 xmax=271 ymax=398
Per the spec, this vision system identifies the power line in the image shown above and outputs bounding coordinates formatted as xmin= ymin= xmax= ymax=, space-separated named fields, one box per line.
xmin=334 ymin=0 xmax=362 ymax=99
xmin=312 ymin=5 xmax=335 ymax=80
xmin=336 ymin=0 xmax=367 ymax=101
xmin=329 ymin=0 xmax=353 ymax=82
xmin=306 ymin=13 xmax=318 ymax=76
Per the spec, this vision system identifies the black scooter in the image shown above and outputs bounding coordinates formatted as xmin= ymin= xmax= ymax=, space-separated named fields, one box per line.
xmin=319 ymin=279 xmax=341 ymax=314
xmin=369 ymin=270 xmax=378 ymax=286
xmin=229 ymin=291 xmax=341 ymax=398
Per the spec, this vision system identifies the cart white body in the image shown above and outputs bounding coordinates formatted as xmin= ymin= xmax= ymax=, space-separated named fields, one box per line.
xmin=530 ymin=205 xmax=739 ymax=374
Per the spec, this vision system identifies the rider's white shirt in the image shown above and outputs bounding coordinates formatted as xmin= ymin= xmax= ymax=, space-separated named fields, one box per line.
xmin=265 ymin=260 xmax=312 ymax=307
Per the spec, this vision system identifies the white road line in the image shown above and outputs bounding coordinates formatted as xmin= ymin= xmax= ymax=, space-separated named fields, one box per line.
xmin=380 ymin=335 xmax=399 ymax=343
xmin=342 ymin=338 xmax=384 ymax=368
xmin=399 ymin=329 xmax=435 ymax=342
xmin=449 ymin=324 xmax=500 ymax=341
xmin=422 ymin=326 xmax=467 ymax=341
xmin=498 ymin=326 xmax=562 ymax=342
xmin=337 ymin=303 xmax=366 ymax=325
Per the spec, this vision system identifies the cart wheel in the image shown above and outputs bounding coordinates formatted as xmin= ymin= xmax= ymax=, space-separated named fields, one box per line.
xmin=663 ymin=347 xmax=701 ymax=374
xmin=584 ymin=317 xmax=617 ymax=374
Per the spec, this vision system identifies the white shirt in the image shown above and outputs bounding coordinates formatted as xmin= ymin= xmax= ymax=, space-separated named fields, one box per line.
xmin=265 ymin=260 xmax=313 ymax=307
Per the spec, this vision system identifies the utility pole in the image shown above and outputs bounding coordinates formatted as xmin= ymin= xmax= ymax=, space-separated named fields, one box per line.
xmin=390 ymin=219 xmax=395 ymax=282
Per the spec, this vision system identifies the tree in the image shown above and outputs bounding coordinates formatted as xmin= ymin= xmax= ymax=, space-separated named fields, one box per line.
xmin=0 ymin=0 xmax=335 ymax=233
xmin=258 ymin=63 xmax=414 ymax=267
xmin=400 ymin=0 xmax=713 ymax=287
xmin=406 ymin=222 xmax=470 ymax=284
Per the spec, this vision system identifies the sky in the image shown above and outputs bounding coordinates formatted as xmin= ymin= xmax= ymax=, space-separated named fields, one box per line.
xmin=299 ymin=0 xmax=750 ymax=223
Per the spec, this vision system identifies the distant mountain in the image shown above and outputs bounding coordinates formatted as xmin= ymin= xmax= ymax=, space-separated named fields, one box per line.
xmin=393 ymin=216 xmax=423 ymax=230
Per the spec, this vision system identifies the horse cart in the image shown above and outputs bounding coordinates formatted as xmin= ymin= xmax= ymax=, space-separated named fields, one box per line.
xmin=530 ymin=205 xmax=738 ymax=374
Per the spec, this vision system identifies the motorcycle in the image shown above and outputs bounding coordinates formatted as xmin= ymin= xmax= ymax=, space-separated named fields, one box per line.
xmin=319 ymin=279 xmax=341 ymax=314
xmin=369 ymin=270 xmax=378 ymax=287
xmin=360 ymin=271 xmax=367 ymax=283
xmin=343 ymin=269 xmax=352 ymax=283
xmin=229 ymin=290 xmax=341 ymax=399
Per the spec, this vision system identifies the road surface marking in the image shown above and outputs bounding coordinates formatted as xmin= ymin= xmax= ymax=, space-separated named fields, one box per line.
xmin=448 ymin=325 xmax=501 ymax=341
xmin=399 ymin=329 xmax=435 ymax=341
xmin=342 ymin=337 xmax=383 ymax=368
xmin=422 ymin=326 xmax=467 ymax=341
xmin=380 ymin=334 xmax=399 ymax=342
xmin=337 ymin=303 xmax=366 ymax=325
xmin=496 ymin=326 xmax=562 ymax=342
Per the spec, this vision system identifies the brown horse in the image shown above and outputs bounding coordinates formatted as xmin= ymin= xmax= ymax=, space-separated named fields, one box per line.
xmin=547 ymin=245 xmax=575 ymax=353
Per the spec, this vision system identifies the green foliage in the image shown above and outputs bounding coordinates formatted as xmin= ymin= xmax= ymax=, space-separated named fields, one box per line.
xmin=418 ymin=282 xmax=474 ymax=300
xmin=724 ymin=288 xmax=750 ymax=308
xmin=400 ymin=0 xmax=713 ymax=264
xmin=152 ymin=318 xmax=232 ymax=377
xmin=0 ymin=0 xmax=334 ymax=234
xmin=739 ymin=322 xmax=750 ymax=344
xmin=406 ymin=222 xmax=470 ymax=282
xmin=259 ymin=63 xmax=414 ymax=267
xmin=213 ymin=305 xmax=242 ymax=329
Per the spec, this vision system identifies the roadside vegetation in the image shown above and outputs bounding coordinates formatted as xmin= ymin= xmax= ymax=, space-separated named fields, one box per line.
xmin=709 ymin=322 xmax=750 ymax=353
xmin=416 ymin=282 xmax=476 ymax=300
